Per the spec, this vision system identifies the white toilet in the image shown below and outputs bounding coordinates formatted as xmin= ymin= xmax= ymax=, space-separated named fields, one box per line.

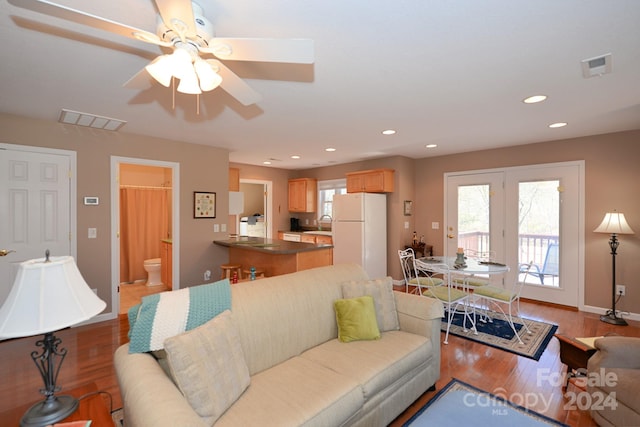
xmin=143 ymin=258 xmax=163 ymax=286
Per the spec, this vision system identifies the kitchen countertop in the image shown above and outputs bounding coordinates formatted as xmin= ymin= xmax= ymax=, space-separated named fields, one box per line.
xmin=214 ymin=236 xmax=332 ymax=254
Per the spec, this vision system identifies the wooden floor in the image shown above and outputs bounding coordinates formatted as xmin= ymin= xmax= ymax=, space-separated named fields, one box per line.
xmin=0 ymin=286 xmax=638 ymax=426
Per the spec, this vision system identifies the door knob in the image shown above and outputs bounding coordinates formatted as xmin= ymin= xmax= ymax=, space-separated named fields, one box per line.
xmin=0 ymin=249 xmax=15 ymax=256
xmin=447 ymin=234 xmax=455 ymax=239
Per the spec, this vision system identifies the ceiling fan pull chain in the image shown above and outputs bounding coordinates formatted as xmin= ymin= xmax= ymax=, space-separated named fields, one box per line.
xmin=172 ymin=77 xmax=176 ymax=111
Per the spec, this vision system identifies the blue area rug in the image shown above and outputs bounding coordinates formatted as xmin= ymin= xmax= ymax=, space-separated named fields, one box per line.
xmin=403 ymin=379 xmax=568 ymax=427
xmin=443 ymin=310 xmax=558 ymax=361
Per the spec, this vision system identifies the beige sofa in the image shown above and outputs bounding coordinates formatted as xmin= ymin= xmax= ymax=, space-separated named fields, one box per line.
xmin=587 ymin=336 xmax=640 ymax=427
xmin=114 ymin=264 xmax=443 ymax=427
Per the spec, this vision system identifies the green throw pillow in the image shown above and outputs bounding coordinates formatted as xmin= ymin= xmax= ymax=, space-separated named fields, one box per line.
xmin=334 ymin=295 xmax=381 ymax=343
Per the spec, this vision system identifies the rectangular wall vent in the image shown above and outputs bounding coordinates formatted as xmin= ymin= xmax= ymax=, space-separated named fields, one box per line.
xmin=581 ymin=53 xmax=612 ymax=78
xmin=58 ymin=109 xmax=126 ymax=131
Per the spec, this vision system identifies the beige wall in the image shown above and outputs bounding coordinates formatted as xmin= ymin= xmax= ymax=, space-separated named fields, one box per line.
xmin=3 ymin=111 xmax=638 ymax=315
xmin=413 ymin=131 xmax=640 ymax=311
xmin=1 ymin=113 xmax=232 ymax=315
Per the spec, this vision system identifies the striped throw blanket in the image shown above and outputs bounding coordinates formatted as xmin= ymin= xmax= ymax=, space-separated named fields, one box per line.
xmin=128 ymin=278 xmax=231 ymax=353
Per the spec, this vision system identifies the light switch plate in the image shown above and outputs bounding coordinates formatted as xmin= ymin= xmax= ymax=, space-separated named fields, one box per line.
xmin=88 ymin=228 xmax=97 ymax=238
xmin=213 ymin=224 xmax=220 ymax=232
xmin=432 ymin=222 xmax=440 ymax=229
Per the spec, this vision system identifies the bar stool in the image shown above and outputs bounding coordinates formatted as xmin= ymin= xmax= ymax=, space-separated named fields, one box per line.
xmin=220 ymin=264 xmax=242 ymax=280
xmin=243 ymin=268 xmax=265 ymax=279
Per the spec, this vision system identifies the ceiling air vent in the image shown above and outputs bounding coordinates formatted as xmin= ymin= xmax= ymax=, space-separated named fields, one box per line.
xmin=581 ymin=53 xmax=612 ymax=78
xmin=58 ymin=109 xmax=126 ymax=131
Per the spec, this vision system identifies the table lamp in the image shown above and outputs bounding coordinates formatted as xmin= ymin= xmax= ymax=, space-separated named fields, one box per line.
xmin=0 ymin=251 xmax=106 ymax=426
xmin=594 ymin=211 xmax=635 ymax=325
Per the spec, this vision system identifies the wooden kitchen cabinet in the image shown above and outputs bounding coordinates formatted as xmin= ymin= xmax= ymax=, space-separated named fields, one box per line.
xmin=346 ymin=168 xmax=394 ymax=193
xmin=300 ymin=234 xmax=316 ymax=243
xmin=229 ymin=167 xmax=240 ymax=191
xmin=288 ymin=178 xmax=317 ymax=212
xmin=315 ymin=235 xmax=333 ymax=245
xmin=161 ymin=240 xmax=172 ymax=287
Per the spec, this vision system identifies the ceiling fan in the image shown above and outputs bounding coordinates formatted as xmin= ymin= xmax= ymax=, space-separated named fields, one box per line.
xmin=10 ymin=0 xmax=314 ymax=106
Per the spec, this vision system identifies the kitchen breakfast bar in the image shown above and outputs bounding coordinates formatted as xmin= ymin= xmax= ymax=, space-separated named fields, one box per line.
xmin=214 ymin=236 xmax=333 ymax=278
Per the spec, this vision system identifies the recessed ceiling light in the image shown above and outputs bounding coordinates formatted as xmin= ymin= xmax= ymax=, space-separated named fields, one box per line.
xmin=523 ymin=95 xmax=547 ymax=104
xmin=325 ymin=147 xmax=336 ymax=152
xmin=426 ymin=144 xmax=438 ymax=149
xmin=291 ymin=155 xmax=300 ymax=159
xmin=263 ymin=161 xmax=272 ymax=165
xmin=549 ymin=122 xmax=567 ymax=128
xmin=382 ymin=129 xmax=396 ymax=135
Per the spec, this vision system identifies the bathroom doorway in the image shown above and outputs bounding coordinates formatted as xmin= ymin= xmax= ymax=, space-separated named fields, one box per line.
xmin=111 ymin=157 xmax=180 ymax=315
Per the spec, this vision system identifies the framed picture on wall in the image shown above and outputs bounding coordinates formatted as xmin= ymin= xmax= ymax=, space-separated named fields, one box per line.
xmin=194 ymin=191 xmax=216 ymax=218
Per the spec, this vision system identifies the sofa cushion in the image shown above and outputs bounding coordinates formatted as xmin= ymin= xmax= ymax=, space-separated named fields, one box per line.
xmin=215 ymin=356 xmax=363 ymax=427
xmin=301 ymin=330 xmax=432 ymax=400
xmin=164 ymin=310 xmax=250 ymax=425
xmin=334 ymin=295 xmax=381 ymax=343
xmin=128 ymin=278 xmax=231 ymax=353
xmin=342 ymin=277 xmax=400 ymax=331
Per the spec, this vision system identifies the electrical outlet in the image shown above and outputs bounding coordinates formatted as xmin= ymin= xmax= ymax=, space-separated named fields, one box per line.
xmin=204 ymin=270 xmax=211 ymax=281
xmin=616 ymin=284 xmax=626 ymax=296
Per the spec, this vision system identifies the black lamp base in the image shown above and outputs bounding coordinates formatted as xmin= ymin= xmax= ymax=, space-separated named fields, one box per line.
xmin=600 ymin=311 xmax=628 ymax=326
xmin=20 ymin=395 xmax=78 ymax=427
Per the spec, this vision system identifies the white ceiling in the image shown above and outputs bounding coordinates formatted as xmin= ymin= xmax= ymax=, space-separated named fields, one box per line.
xmin=1 ymin=0 xmax=639 ymax=170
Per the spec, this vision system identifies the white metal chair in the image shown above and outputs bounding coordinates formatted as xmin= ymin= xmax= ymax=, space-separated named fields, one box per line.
xmin=472 ymin=262 xmax=534 ymax=344
xmin=414 ymin=258 xmax=476 ymax=344
xmin=397 ymin=248 xmax=444 ymax=294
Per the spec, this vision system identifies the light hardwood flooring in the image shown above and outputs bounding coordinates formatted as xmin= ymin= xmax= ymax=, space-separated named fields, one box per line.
xmin=0 ymin=285 xmax=638 ymax=426
xmin=119 ymin=281 xmax=169 ymax=315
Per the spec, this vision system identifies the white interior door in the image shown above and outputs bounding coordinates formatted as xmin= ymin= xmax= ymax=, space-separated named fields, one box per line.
xmin=0 ymin=144 xmax=74 ymax=306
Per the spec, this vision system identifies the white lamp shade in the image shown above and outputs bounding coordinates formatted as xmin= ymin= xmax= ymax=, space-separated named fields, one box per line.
xmin=145 ymin=55 xmax=175 ymax=87
xmin=594 ymin=212 xmax=635 ymax=235
xmin=177 ymin=66 xmax=202 ymax=94
xmin=194 ymin=59 xmax=222 ymax=92
xmin=0 ymin=256 xmax=106 ymax=339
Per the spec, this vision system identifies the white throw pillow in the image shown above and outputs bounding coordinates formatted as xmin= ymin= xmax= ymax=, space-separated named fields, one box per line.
xmin=342 ymin=277 xmax=400 ymax=331
xmin=164 ymin=310 xmax=250 ymax=425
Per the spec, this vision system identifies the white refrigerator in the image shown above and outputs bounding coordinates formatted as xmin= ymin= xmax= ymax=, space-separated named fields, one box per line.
xmin=332 ymin=193 xmax=387 ymax=278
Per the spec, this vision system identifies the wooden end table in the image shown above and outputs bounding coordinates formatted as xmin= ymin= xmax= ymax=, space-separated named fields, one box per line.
xmin=0 ymin=383 xmax=113 ymax=427
xmin=555 ymin=333 xmax=598 ymax=389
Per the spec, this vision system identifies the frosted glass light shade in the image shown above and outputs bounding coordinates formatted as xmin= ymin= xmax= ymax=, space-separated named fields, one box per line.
xmin=145 ymin=55 xmax=175 ymax=87
xmin=194 ymin=59 xmax=222 ymax=92
xmin=0 ymin=256 xmax=106 ymax=339
xmin=594 ymin=212 xmax=635 ymax=235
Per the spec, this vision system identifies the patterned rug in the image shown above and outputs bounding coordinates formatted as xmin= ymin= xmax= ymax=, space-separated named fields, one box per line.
xmin=403 ymin=379 xmax=568 ymax=426
xmin=442 ymin=309 xmax=558 ymax=360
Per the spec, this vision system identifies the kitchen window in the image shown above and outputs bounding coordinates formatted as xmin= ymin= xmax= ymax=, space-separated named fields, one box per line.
xmin=318 ymin=179 xmax=347 ymax=217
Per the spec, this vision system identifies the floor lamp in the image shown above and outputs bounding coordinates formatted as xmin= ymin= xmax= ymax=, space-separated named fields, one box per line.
xmin=594 ymin=211 xmax=635 ymax=326
xmin=0 ymin=252 xmax=106 ymax=426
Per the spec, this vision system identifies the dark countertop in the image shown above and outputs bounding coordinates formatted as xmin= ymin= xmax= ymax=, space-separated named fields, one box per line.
xmin=214 ymin=236 xmax=333 ymax=254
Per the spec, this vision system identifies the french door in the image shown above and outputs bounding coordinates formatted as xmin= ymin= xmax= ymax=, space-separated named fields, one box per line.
xmin=445 ymin=161 xmax=584 ymax=307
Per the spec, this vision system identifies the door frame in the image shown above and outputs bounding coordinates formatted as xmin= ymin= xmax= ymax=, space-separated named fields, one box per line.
xmin=239 ymin=178 xmax=273 ymax=238
xmin=444 ymin=160 xmax=585 ymax=309
xmin=110 ymin=156 xmax=180 ymax=315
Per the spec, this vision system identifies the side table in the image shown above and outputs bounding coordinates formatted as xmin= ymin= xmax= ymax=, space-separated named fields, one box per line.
xmin=555 ymin=334 xmax=599 ymax=389
xmin=0 ymin=383 xmax=113 ymax=427
xmin=405 ymin=243 xmax=433 ymax=258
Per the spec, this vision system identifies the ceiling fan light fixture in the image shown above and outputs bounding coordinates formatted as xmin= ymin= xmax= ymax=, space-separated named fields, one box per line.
xmin=194 ymin=59 xmax=222 ymax=91
xmin=177 ymin=68 xmax=202 ymax=94
xmin=145 ymin=55 xmax=175 ymax=87
xmin=171 ymin=48 xmax=195 ymax=80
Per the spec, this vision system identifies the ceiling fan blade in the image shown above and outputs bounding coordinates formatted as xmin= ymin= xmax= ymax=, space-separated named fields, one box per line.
xmin=8 ymin=0 xmax=171 ymax=47
xmin=207 ymin=60 xmax=262 ymax=106
xmin=123 ymin=67 xmax=154 ymax=90
xmin=154 ymin=0 xmax=196 ymax=38
xmin=204 ymin=38 xmax=314 ymax=64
